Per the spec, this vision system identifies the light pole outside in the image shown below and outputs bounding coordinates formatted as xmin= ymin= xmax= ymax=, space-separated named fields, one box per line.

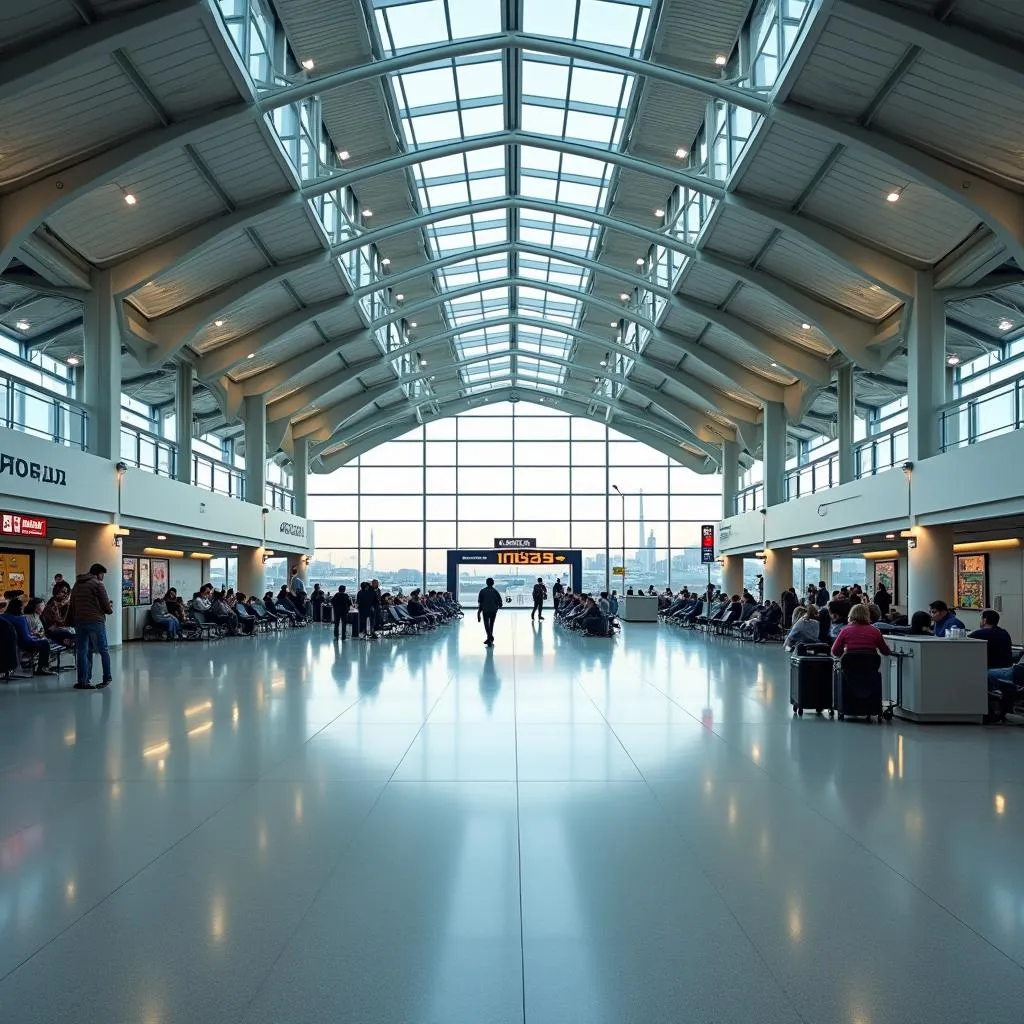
xmin=611 ymin=484 xmax=626 ymax=593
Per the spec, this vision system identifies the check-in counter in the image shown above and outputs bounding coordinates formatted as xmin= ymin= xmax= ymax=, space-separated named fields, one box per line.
xmin=887 ymin=635 xmax=988 ymax=724
xmin=620 ymin=595 xmax=659 ymax=622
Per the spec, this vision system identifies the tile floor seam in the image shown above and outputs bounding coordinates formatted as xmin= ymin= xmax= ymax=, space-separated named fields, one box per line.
xmin=234 ymin=671 xmax=457 ymax=1023
xmin=648 ymin=630 xmax=1024 ymax=980
xmin=578 ymin=668 xmax=813 ymax=1024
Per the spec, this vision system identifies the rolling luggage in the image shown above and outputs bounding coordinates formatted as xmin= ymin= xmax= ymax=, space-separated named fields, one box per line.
xmin=790 ymin=643 xmax=833 ymax=717
xmin=834 ymin=651 xmax=884 ymax=722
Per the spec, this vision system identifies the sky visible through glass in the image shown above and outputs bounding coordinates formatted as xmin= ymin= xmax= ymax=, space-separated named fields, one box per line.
xmin=370 ymin=0 xmax=654 ymax=400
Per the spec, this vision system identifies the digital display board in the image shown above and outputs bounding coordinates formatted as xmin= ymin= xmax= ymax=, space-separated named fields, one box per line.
xmin=700 ymin=524 xmax=715 ymax=564
xmin=495 ymin=550 xmax=568 ymax=565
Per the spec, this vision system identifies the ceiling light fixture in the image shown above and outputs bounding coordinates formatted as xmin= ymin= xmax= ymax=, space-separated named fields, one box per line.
xmin=410 ymin=321 xmax=417 ymax=328
xmin=635 ymin=257 xmax=645 ymax=266
xmin=852 ymin=538 xmax=862 ymax=544
xmin=214 ymin=319 xmax=224 ymax=327
xmin=123 ymin=190 xmax=137 ymax=206
xmin=338 ymin=149 xmax=350 ymax=161
xmin=362 ymin=208 xmax=373 ymax=218
xmin=947 ymin=354 xmax=960 ymax=366
xmin=301 ymin=58 xmax=315 ymax=70
xmin=999 ymin=319 xmax=1014 ymax=331
xmin=230 ymin=544 xmax=238 ymax=550
xmin=419 ymin=355 xmax=427 ymax=366
xmin=770 ymin=361 xmax=778 ymax=367
xmin=812 ymin=543 xmax=820 ymax=549
xmin=801 ymin=322 xmax=811 ymax=330
xmin=869 ymin=284 xmax=882 ymax=292
xmin=674 ymin=147 xmax=688 ymax=159
xmin=654 ymin=208 xmax=665 ymax=218
xmin=619 ymin=293 xmax=629 ymax=301
xmin=395 ymin=293 xmax=404 ymax=302
xmin=600 ymin=354 xmax=608 ymax=367
xmin=66 ymin=355 xmax=80 ymax=366
xmin=714 ymin=54 xmax=728 ymax=66
xmin=885 ymin=533 xmax=896 ymax=539
xmin=201 ymin=541 xmax=210 ymax=547
xmin=14 ymin=319 xmax=30 ymax=331
xmin=381 ymin=257 xmax=391 ymax=266
xmin=156 ymin=535 xmax=167 ymax=541
xmin=886 ymin=187 xmax=903 ymax=203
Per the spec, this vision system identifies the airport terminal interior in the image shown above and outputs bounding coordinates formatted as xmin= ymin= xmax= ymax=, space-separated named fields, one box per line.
xmin=4 ymin=0 xmax=1024 ymax=1019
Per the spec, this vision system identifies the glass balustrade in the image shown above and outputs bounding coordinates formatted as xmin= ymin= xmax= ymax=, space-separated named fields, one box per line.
xmin=0 ymin=372 xmax=87 ymax=449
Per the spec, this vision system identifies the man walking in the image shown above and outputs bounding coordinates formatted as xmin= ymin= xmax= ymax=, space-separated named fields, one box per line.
xmin=531 ymin=577 xmax=547 ymax=621
xmin=331 ymin=585 xmax=352 ymax=641
xmin=69 ymin=562 xmax=114 ymax=690
xmin=478 ymin=577 xmax=503 ymax=647
xmin=552 ymin=577 xmax=564 ymax=614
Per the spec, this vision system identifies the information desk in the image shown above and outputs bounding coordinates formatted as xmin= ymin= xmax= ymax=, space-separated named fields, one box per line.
xmin=886 ymin=636 xmax=988 ymax=724
xmin=620 ymin=595 xmax=659 ymax=622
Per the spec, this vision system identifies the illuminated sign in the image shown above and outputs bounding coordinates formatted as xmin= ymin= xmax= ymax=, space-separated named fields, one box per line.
xmin=494 ymin=537 xmax=536 ymax=549
xmin=495 ymin=550 xmax=567 ymax=565
xmin=700 ymin=524 xmax=715 ymax=564
xmin=1 ymin=513 xmax=47 ymax=538
xmin=612 ymin=566 xmax=626 ymax=576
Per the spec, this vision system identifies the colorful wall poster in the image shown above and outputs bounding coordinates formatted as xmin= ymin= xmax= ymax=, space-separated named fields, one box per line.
xmin=150 ymin=558 xmax=169 ymax=600
xmin=138 ymin=558 xmax=151 ymax=605
xmin=955 ymin=553 xmax=988 ymax=609
xmin=122 ymin=556 xmax=138 ymax=607
xmin=872 ymin=559 xmax=897 ymax=599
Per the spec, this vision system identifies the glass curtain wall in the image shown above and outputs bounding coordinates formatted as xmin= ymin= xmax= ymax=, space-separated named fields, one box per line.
xmin=309 ymin=403 xmax=721 ymax=604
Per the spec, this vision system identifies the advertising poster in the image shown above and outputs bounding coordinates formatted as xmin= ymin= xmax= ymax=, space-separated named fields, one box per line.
xmin=138 ymin=558 xmax=151 ymax=606
xmin=122 ymin=556 xmax=138 ymax=608
xmin=150 ymin=559 xmax=169 ymax=600
xmin=873 ymin=559 xmax=897 ymax=597
xmin=955 ymin=553 xmax=988 ymax=609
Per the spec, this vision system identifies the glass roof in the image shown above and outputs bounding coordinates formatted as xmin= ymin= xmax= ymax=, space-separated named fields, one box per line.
xmin=370 ymin=0 xmax=656 ymax=399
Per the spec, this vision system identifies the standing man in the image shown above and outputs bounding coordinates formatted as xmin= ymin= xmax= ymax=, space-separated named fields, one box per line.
xmin=69 ymin=562 xmax=114 ymax=690
xmin=552 ymin=577 xmax=564 ymax=615
xmin=288 ymin=566 xmax=308 ymax=617
xmin=478 ymin=577 xmax=503 ymax=647
xmin=531 ymin=577 xmax=547 ymax=621
xmin=330 ymin=585 xmax=352 ymax=641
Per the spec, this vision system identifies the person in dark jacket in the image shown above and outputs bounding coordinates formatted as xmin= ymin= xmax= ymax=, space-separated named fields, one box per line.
xmin=552 ymin=578 xmax=564 ymax=613
xmin=478 ymin=577 xmax=503 ymax=647
xmin=531 ymin=578 xmax=547 ymax=621
xmin=330 ymin=585 xmax=352 ymax=640
xmin=780 ymin=587 xmax=798 ymax=627
xmin=815 ymin=582 xmax=830 ymax=607
xmin=356 ymin=582 xmax=377 ymax=639
xmin=873 ymin=584 xmax=892 ymax=617
xmin=970 ymin=609 xmax=1014 ymax=669
xmin=68 ymin=563 xmax=114 ymax=689
xmin=310 ymin=583 xmax=325 ymax=623
xmin=0 ymin=598 xmax=54 ymax=675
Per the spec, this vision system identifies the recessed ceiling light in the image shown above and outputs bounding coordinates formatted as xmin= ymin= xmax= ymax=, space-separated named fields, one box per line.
xmin=214 ymin=319 xmax=224 ymax=327
xmin=419 ymin=357 xmax=427 ymax=366
xmin=791 ymin=547 xmax=799 ymax=552
xmin=635 ymin=257 xmax=645 ymax=266
xmin=338 ymin=149 xmax=350 ymax=162
xmin=619 ymin=293 xmax=629 ymax=301
xmin=801 ymin=322 xmax=811 ymax=330
xmin=654 ymin=208 xmax=665 ymax=218
xmin=231 ymin=544 xmax=238 ymax=550
xmin=812 ymin=543 xmax=820 ymax=549
xmin=381 ymin=257 xmax=391 ymax=266
xmin=886 ymin=188 xmax=902 ymax=203
xmin=947 ymin=354 xmax=961 ymax=366
xmin=714 ymin=54 xmax=728 ymax=66
xmin=600 ymin=358 xmax=607 ymax=367
xmin=609 ymin=320 xmax=618 ymax=327
xmin=395 ymin=293 xmax=404 ymax=302
xmin=770 ymin=361 xmax=778 ymax=367
xmin=362 ymin=208 xmax=373 ymax=218
xmin=15 ymin=320 xmax=29 ymax=331
xmin=430 ymin=375 xmax=435 ymax=380
xmin=201 ymin=541 xmax=210 ymax=547
xmin=156 ymin=534 xmax=166 ymax=541
xmin=301 ymin=58 xmax=315 ymax=70
xmin=410 ymin=321 xmax=417 ymax=328
xmin=246 ymin=352 xmax=255 ymax=359
xmin=674 ymin=147 xmax=688 ymax=159
xmin=885 ymin=533 xmax=896 ymax=539
xmin=998 ymin=319 xmax=1013 ymax=331
xmin=869 ymin=284 xmax=882 ymax=292
xmin=123 ymin=191 xmax=137 ymax=206
xmin=66 ymin=355 xmax=80 ymax=366
xmin=852 ymin=538 xmax=862 ymax=544
xmin=594 ymin=376 xmax=600 ymax=383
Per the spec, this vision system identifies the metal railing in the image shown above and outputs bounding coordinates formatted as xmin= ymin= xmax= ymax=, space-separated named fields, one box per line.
xmin=120 ymin=424 xmax=176 ymax=477
xmin=734 ymin=482 xmax=764 ymax=514
xmin=0 ymin=372 xmax=87 ymax=449
xmin=265 ymin=482 xmax=295 ymax=513
xmin=855 ymin=425 xmax=908 ymax=478
xmin=940 ymin=376 xmax=1024 ymax=451
xmin=193 ymin=451 xmax=245 ymax=500
xmin=785 ymin=451 xmax=839 ymax=500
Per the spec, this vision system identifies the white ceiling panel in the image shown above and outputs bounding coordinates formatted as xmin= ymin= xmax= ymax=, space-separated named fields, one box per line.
xmin=702 ymin=206 xmax=777 ymax=264
xmin=677 ymin=262 xmax=738 ymax=307
xmin=0 ymin=58 xmax=156 ymax=187
xmin=190 ymin=121 xmax=293 ymax=206
xmin=287 ymin=262 xmax=348 ymax=307
xmin=652 ymin=0 xmax=749 ymax=69
xmin=190 ymin=284 xmax=298 ymax=354
xmin=726 ymin=287 xmax=835 ymax=355
xmin=46 ymin=149 xmax=225 ymax=263
xmin=0 ymin=1 xmax=80 ymax=53
xmin=951 ymin=0 xmax=1024 ymax=43
xmin=130 ymin=233 xmax=268 ymax=317
xmin=732 ymin=121 xmax=838 ymax=206
xmin=252 ymin=207 xmax=324 ymax=262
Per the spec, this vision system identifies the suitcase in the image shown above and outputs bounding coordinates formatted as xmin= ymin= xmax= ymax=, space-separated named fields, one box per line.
xmin=834 ymin=653 xmax=884 ymax=722
xmin=790 ymin=644 xmax=834 ymax=717
xmin=321 ymin=604 xmax=332 ymax=623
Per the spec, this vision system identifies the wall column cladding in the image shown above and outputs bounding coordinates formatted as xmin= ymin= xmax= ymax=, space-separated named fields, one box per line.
xmin=83 ymin=270 xmax=121 ymax=461
xmin=243 ymin=395 xmax=267 ymax=507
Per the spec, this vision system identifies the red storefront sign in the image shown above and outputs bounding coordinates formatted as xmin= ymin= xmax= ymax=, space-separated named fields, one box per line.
xmin=1 ymin=513 xmax=47 ymax=538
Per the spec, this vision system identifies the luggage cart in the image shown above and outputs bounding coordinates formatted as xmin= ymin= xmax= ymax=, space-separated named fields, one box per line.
xmin=883 ymin=650 xmax=906 ymax=721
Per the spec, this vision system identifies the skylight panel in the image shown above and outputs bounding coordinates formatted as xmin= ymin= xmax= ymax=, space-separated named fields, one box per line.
xmin=576 ymin=0 xmax=646 ymax=49
xmin=520 ymin=225 xmax=553 ymax=246
xmin=396 ymin=68 xmax=457 ymax=110
xmin=522 ymin=60 xmax=570 ymax=99
xmin=417 ymin=153 xmax=469 ymax=180
xmin=464 ymin=148 xmax=506 ymax=172
xmin=564 ymin=110 xmax=618 ymax=146
xmin=460 ymin=105 xmax=504 ymax=138
xmin=474 ymin=227 xmax=508 ymax=245
xmin=434 ymin=231 xmax=476 ymax=253
xmin=522 ymin=105 xmax=567 ymax=138
xmin=557 ymin=180 xmax=601 ymax=208
xmin=447 ymin=0 xmax=501 ymax=38
xmin=425 ymin=180 xmax=471 ymax=208
xmin=521 ymin=176 xmax=560 ymax=201
xmin=469 ymin=176 xmax=506 ymax=201
xmin=559 ymin=153 xmax=610 ymax=179
xmin=382 ymin=0 xmax=446 ymax=49
xmin=523 ymin=0 xmax=576 ymax=39
xmin=456 ymin=60 xmax=503 ymax=99
xmin=520 ymin=147 xmax=562 ymax=172
xmin=569 ymin=68 xmax=628 ymax=107
xmin=407 ymin=111 xmax=463 ymax=145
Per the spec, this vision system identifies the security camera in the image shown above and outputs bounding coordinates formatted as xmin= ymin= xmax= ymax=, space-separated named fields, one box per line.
xmin=115 ymin=461 xmax=128 ymax=473
xmin=759 ymin=508 xmax=767 ymax=516
xmin=902 ymin=461 xmax=914 ymax=474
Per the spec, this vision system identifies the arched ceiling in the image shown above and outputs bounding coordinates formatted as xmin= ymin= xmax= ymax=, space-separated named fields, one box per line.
xmin=2 ymin=0 xmax=1024 ymax=472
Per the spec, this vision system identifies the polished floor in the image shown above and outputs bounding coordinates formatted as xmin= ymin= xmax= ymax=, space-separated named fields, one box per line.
xmin=2 ymin=616 xmax=1024 ymax=1023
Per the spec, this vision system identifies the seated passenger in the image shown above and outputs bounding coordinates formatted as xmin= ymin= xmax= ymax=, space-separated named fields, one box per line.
xmin=1 ymin=598 xmax=54 ymax=675
xmin=970 ymin=609 xmax=1014 ymax=668
xmin=23 ymin=598 xmax=47 ymax=639
xmin=784 ymin=606 xmax=820 ymax=650
xmin=831 ymin=604 xmax=891 ymax=658
xmin=149 ymin=596 xmax=180 ymax=639
xmin=826 ymin=598 xmax=851 ymax=640
xmin=208 ymin=592 xmax=238 ymax=633
xmin=908 ymin=610 xmax=932 ymax=635
xmin=164 ymin=588 xmax=187 ymax=623
xmin=929 ymin=600 xmax=965 ymax=637
xmin=41 ymin=586 xmax=76 ymax=647
xmin=579 ymin=597 xmax=608 ymax=636
xmin=752 ymin=601 xmax=783 ymax=643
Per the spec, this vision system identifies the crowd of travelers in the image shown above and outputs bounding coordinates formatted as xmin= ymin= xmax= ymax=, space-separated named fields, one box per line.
xmin=552 ymin=581 xmax=619 ymax=637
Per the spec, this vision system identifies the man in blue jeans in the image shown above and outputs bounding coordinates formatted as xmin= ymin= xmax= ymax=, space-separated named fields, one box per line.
xmin=68 ymin=563 xmax=114 ymax=690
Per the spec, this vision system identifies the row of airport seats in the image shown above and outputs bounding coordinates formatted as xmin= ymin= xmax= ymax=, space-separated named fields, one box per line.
xmin=660 ymin=593 xmax=786 ymax=644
